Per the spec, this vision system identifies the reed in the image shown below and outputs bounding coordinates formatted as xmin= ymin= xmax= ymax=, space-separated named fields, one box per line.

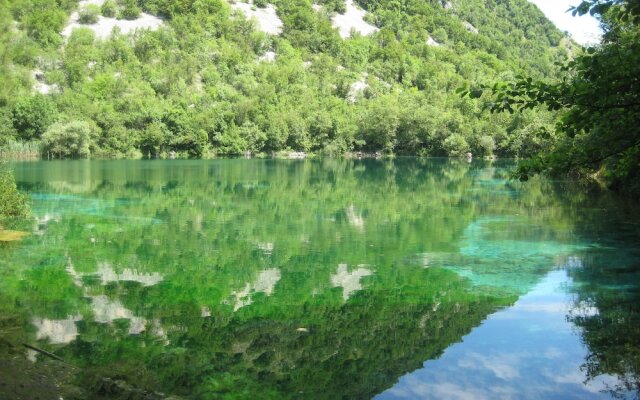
xmin=0 ymin=140 xmax=42 ymax=160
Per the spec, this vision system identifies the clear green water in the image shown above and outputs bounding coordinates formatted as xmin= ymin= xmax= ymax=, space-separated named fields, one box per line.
xmin=1 ymin=159 xmax=638 ymax=399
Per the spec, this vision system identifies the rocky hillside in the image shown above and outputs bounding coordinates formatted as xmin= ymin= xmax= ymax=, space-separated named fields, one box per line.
xmin=0 ymin=0 xmax=574 ymax=158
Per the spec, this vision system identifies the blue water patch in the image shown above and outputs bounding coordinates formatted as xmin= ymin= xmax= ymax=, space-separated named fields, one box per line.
xmin=376 ymin=270 xmax=624 ymax=400
xmin=441 ymin=216 xmax=596 ymax=293
xmin=29 ymin=192 xmax=162 ymax=224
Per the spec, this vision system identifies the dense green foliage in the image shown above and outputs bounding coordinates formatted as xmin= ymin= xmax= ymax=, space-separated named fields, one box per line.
xmin=41 ymin=120 xmax=99 ymax=158
xmin=0 ymin=0 xmax=570 ymax=158
xmin=0 ymin=164 xmax=28 ymax=219
xmin=463 ymin=0 xmax=640 ymax=194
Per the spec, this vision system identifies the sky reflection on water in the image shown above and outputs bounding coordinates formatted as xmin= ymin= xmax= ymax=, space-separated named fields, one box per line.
xmin=378 ymin=268 xmax=624 ymax=400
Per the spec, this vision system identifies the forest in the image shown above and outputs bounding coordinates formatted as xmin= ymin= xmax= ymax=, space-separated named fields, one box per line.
xmin=0 ymin=0 xmax=568 ymax=162
xmin=464 ymin=0 xmax=639 ymax=195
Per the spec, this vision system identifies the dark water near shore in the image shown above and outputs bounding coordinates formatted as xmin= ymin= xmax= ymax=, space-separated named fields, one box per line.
xmin=1 ymin=159 xmax=639 ymax=399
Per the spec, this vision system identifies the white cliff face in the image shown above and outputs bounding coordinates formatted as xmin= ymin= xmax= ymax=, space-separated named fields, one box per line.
xmin=330 ymin=263 xmax=373 ymax=300
xmin=32 ymin=69 xmax=60 ymax=95
xmin=347 ymin=78 xmax=368 ymax=103
xmin=62 ymin=0 xmax=164 ymax=40
xmin=230 ymin=2 xmax=283 ymax=35
xmin=258 ymin=51 xmax=277 ymax=62
xmin=427 ymin=36 xmax=441 ymax=46
xmin=463 ymin=21 xmax=479 ymax=34
xmin=330 ymin=0 xmax=378 ymax=39
xmin=230 ymin=268 xmax=281 ymax=311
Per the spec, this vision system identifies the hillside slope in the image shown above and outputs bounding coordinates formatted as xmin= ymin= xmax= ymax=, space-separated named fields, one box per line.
xmin=0 ymin=0 xmax=573 ymax=158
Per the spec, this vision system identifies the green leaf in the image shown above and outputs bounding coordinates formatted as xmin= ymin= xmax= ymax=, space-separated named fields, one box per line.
xmin=469 ymin=89 xmax=483 ymax=99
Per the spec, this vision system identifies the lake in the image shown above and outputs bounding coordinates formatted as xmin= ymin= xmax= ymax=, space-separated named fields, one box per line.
xmin=1 ymin=159 xmax=639 ymax=399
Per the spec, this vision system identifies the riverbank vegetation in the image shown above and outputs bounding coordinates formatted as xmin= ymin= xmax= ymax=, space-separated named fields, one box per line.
xmin=0 ymin=163 xmax=28 ymax=219
xmin=463 ymin=0 xmax=639 ymax=195
xmin=0 ymin=0 xmax=570 ymax=160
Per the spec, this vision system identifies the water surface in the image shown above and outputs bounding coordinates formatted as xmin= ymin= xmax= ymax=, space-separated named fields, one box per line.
xmin=1 ymin=159 xmax=638 ymax=399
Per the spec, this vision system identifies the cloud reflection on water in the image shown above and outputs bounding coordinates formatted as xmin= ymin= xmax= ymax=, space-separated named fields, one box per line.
xmin=377 ymin=269 xmax=620 ymax=400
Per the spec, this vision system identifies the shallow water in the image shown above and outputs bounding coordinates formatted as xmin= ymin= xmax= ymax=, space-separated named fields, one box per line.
xmin=1 ymin=159 xmax=639 ymax=399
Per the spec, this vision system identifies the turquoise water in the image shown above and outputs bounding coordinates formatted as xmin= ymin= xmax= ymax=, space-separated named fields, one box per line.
xmin=0 ymin=159 xmax=638 ymax=399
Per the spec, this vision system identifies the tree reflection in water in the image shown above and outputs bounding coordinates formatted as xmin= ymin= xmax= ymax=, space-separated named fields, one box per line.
xmin=0 ymin=159 xmax=638 ymax=399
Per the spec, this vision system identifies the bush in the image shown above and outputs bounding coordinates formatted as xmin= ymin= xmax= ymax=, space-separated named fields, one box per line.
xmin=0 ymin=164 xmax=28 ymax=219
xmin=322 ymin=0 xmax=346 ymax=14
xmin=478 ymin=135 xmax=495 ymax=156
xmin=333 ymin=0 xmax=346 ymax=14
xmin=78 ymin=4 xmax=100 ymax=24
xmin=443 ymin=134 xmax=470 ymax=157
xmin=101 ymin=0 xmax=118 ymax=17
xmin=432 ymin=28 xmax=448 ymax=43
xmin=253 ymin=0 xmax=268 ymax=8
xmin=119 ymin=0 xmax=141 ymax=20
xmin=41 ymin=121 xmax=98 ymax=159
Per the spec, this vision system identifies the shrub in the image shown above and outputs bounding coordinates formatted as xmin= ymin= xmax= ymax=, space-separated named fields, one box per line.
xmin=478 ymin=135 xmax=496 ymax=156
xmin=119 ymin=0 xmax=141 ymax=20
xmin=101 ymin=0 xmax=118 ymax=17
xmin=443 ymin=134 xmax=470 ymax=157
xmin=322 ymin=0 xmax=346 ymax=14
xmin=0 ymin=164 xmax=28 ymax=219
xmin=78 ymin=5 xmax=100 ymax=24
xmin=333 ymin=0 xmax=346 ymax=14
xmin=253 ymin=0 xmax=268 ymax=8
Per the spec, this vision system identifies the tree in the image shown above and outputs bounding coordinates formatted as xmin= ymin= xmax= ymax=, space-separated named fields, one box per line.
xmin=63 ymin=28 xmax=97 ymax=87
xmin=461 ymin=0 xmax=640 ymax=194
xmin=443 ymin=134 xmax=470 ymax=157
xmin=139 ymin=121 xmax=168 ymax=158
xmin=11 ymin=95 xmax=58 ymax=141
xmin=41 ymin=120 xmax=98 ymax=158
xmin=478 ymin=135 xmax=495 ymax=157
